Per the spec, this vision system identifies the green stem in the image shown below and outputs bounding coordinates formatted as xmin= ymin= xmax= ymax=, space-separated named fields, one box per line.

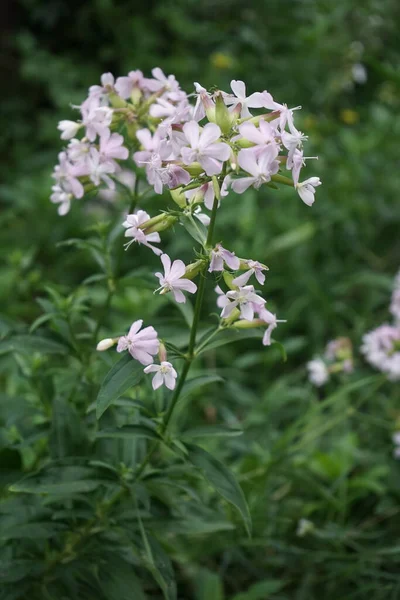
xmin=132 ymin=193 xmax=221 ymax=480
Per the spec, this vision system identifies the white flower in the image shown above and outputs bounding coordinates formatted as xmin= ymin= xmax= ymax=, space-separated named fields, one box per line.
xmin=224 ymin=80 xmax=265 ymax=118
xmin=144 ymin=361 xmax=177 ymax=390
xmin=281 ymin=122 xmax=308 ymax=169
xmin=117 ymin=320 xmax=159 ymax=366
xmin=221 ymin=285 xmax=265 ymax=321
xmin=307 ymin=358 xmax=329 ymax=386
xmin=295 ymin=177 xmax=322 ymax=207
xmin=123 ymin=210 xmax=162 ymax=255
xmin=58 ymin=120 xmax=81 ymax=140
xmin=209 ymin=244 xmax=240 ymax=272
xmin=232 ymin=260 xmax=268 ymax=287
xmin=50 ymin=185 xmax=72 ymax=216
xmin=390 ymin=289 xmax=400 ymax=323
xmin=155 ymin=254 xmax=197 ymax=304
xmin=258 ymin=308 xmax=284 ymax=346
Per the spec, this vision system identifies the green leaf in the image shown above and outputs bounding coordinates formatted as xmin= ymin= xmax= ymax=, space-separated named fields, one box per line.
xmin=231 ymin=579 xmax=286 ymax=600
xmin=98 ymin=557 xmax=146 ymax=600
xmin=194 ymin=568 xmax=224 ymax=600
xmin=0 ymin=335 xmax=68 ymax=356
xmin=10 ymin=465 xmax=111 ymax=495
xmin=96 ymin=353 xmax=144 ymax=419
xmin=50 ymin=396 xmax=86 ymax=459
xmin=137 ymin=507 xmax=177 ymax=600
xmin=179 ymin=214 xmax=207 ymax=246
xmin=96 ymin=425 xmax=161 ymax=441
xmin=1 ymin=522 xmax=66 ymax=540
xmin=196 ymin=329 xmax=264 ymax=355
xmin=180 ymin=375 xmax=224 ymax=403
xmin=182 ymin=426 xmax=243 ymax=439
xmin=187 ymin=444 xmax=251 ymax=536
xmin=0 ymin=560 xmax=41 ymax=583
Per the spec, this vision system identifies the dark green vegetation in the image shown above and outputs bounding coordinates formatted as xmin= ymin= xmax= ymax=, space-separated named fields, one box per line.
xmin=1 ymin=1 xmax=400 ymax=598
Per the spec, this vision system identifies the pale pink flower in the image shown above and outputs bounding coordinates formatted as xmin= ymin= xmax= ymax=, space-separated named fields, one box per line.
xmin=150 ymin=98 xmax=191 ymax=124
xmin=192 ymin=82 xmax=214 ymax=121
xmin=123 ymin=210 xmax=162 ymax=255
xmin=86 ymin=148 xmax=116 ymax=188
xmin=149 ymin=67 xmax=181 ymax=98
xmin=238 ymin=120 xmax=276 ymax=154
xmin=232 ymin=260 xmax=268 ymax=287
xmin=257 ymin=307 xmax=284 ymax=346
xmin=281 ymin=122 xmax=308 ymax=169
xmin=117 ymin=319 xmax=159 ymax=366
xmin=50 ymin=186 xmax=72 ymax=216
xmin=144 ymin=361 xmax=177 ymax=390
xmin=361 ymin=324 xmax=400 ymax=381
xmin=209 ymin=244 xmax=240 ymax=272
xmin=215 ymin=285 xmax=230 ymax=309
xmin=295 ymin=177 xmax=322 ymax=207
xmin=52 ymin=152 xmax=85 ymax=199
xmin=81 ymin=106 xmax=113 ymax=142
xmin=67 ymin=139 xmax=91 ymax=163
xmin=232 ymin=146 xmax=280 ymax=193
xmin=181 ymin=121 xmax=231 ymax=176
xmin=88 ymin=73 xmax=115 ymax=101
xmin=115 ymin=70 xmax=145 ymax=99
xmin=99 ymin=131 xmax=129 ymax=162
xmin=224 ymin=80 xmax=264 ymax=118
xmin=221 ymin=285 xmax=265 ymax=321
xmin=155 ymin=254 xmax=197 ymax=303
xmin=390 ymin=289 xmax=400 ymax=322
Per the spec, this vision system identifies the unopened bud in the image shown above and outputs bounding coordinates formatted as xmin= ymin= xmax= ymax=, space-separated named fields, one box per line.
xmin=169 ymin=188 xmax=187 ymax=208
xmin=212 ymin=176 xmax=221 ymax=201
xmin=130 ymin=87 xmax=142 ymax=105
xmin=185 ymin=259 xmax=205 ymax=280
xmin=270 ymin=174 xmax=294 ymax=187
xmin=223 ymin=271 xmax=236 ymax=290
xmin=96 ymin=338 xmax=116 ymax=351
xmin=159 ymin=342 xmax=167 ymax=363
xmin=234 ymin=319 xmax=264 ymax=329
xmin=215 ymin=92 xmax=232 ymax=135
xmin=184 ymin=162 xmax=205 ymax=177
xmin=108 ymin=93 xmax=129 ymax=109
xmin=201 ymin=93 xmax=216 ymax=123
xmin=143 ymin=215 xmax=178 ymax=234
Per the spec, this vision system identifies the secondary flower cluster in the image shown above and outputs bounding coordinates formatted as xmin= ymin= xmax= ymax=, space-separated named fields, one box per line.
xmin=307 ymin=269 xmax=400 ymax=387
xmin=54 ymin=68 xmax=323 ymax=390
xmin=51 ymin=68 xmax=321 ymax=216
xmin=361 ymin=269 xmax=400 ymax=382
xmin=307 ymin=337 xmax=354 ymax=387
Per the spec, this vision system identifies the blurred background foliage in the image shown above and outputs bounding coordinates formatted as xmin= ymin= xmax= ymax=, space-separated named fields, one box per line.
xmin=1 ymin=0 xmax=400 ymax=598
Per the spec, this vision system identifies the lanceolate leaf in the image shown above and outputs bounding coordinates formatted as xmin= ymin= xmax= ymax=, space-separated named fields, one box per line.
xmin=181 ymin=426 xmax=243 ymax=439
xmin=10 ymin=465 xmax=113 ymax=495
xmin=187 ymin=444 xmax=252 ymax=536
xmin=196 ymin=329 xmax=264 ymax=355
xmin=96 ymin=425 xmax=161 ymax=441
xmin=0 ymin=335 xmax=68 ymax=356
xmin=96 ymin=353 xmax=144 ymax=419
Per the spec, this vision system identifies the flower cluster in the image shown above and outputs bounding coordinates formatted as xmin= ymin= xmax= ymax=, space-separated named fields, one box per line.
xmin=54 ymin=68 xmax=322 ymax=390
xmin=307 ymin=337 xmax=354 ymax=387
xmin=308 ymin=269 xmax=400 ymax=387
xmin=51 ymin=69 xmax=321 ymax=216
xmin=361 ymin=270 xmax=400 ymax=382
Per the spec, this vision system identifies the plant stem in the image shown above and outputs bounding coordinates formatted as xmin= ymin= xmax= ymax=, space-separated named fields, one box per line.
xmin=132 ymin=193 xmax=221 ymax=480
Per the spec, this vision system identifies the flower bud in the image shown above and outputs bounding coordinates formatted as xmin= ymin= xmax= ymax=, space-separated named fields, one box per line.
xmin=185 ymin=259 xmax=205 ymax=280
xmin=215 ymin=92 xmax=232 ymax=135
xmin=271 ymin=174 xmax=295 ymax=187
xmin=96 ymin=338 xmax=116 ymax=351
xmin=184 ymin=162 xmax=205 ymax=177
xmin=212 ymin=176 xmax=221 ymax=201
xmin=108 ymin=93 xmax=129 ymax=109
xmin=234 ymin=319 xmax=265 ymax=329
xmin=143 ymin=215 xmax=178 ymax=234
xmin=169 ymin=188 xmax=187 ymax=208
xmin=159 ymin=342 xmax=167 ymax=363
xmin=223 ymin=271 xmax=236 ymax=290
xmin=200 ymin=92 xmax=216 ymax=123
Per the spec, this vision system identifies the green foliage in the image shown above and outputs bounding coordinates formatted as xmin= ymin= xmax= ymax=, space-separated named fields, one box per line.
xmin=1 ymin=0 xmax=400 ymax=598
